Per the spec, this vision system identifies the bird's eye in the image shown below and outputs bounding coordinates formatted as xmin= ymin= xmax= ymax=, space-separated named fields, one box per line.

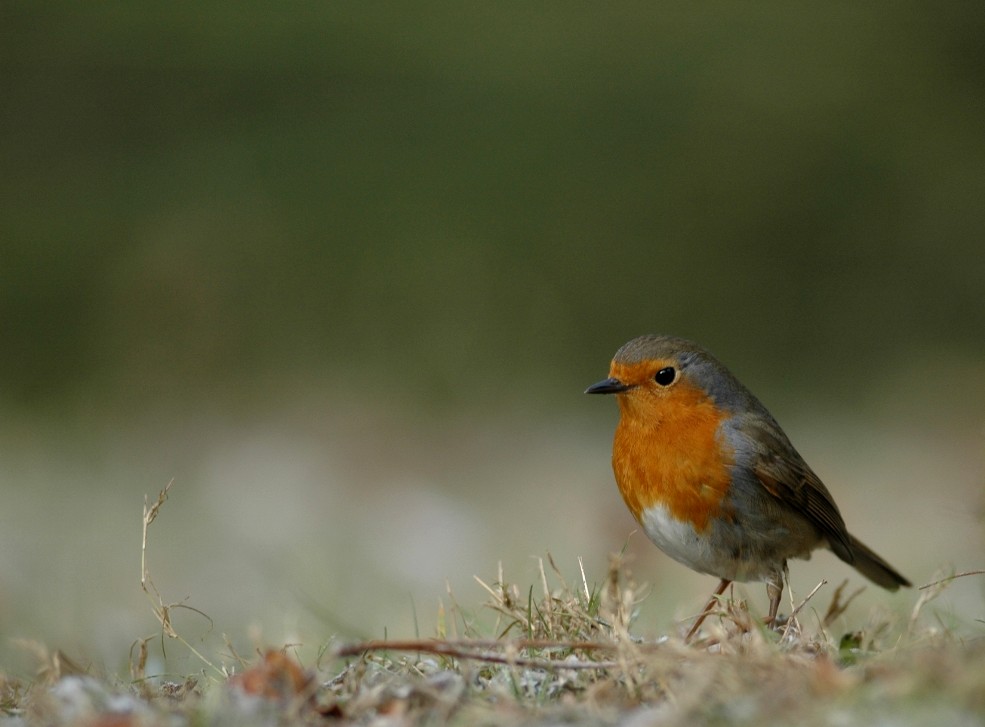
xmin=654 ymin=367 xmax=677 ymax=386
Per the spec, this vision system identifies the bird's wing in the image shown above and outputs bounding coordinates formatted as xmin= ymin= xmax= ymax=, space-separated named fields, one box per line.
xmin=743 ymin=415 xmax=854 ymax=562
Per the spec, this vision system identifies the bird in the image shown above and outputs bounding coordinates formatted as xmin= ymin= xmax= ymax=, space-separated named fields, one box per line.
xmin=585 ymin=334 xmax=910 ymax=640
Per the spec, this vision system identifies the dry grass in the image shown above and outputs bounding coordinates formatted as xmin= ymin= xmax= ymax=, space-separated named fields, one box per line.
xmin=1 ymin=487 xmax=983 ymax=726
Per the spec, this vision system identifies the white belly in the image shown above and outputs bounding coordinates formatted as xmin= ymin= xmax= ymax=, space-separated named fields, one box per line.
xmin=639 ymin=504 xmax=775 ymax=582
xmin=640 ymin=505 xmax=720 ymax=574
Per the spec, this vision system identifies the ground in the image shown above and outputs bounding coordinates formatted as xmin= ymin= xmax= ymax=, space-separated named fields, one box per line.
xmin=3 ymin=548 xmax=983 ymax=726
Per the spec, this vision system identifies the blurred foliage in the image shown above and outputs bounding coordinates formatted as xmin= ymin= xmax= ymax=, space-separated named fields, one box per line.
xmin=2 ymin=3 xmax=984 ymax=415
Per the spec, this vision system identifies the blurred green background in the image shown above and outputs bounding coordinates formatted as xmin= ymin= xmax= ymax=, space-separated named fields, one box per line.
xmin=1 ymin=4 xmax=983 ymax=674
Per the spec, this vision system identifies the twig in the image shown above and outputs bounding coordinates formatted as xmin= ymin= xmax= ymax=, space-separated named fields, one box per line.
xmin=141 ymin=479 xmax=174 ymax=595
xmin=822 ymin=579 xmax=866 ymax=627
xmin=782 ymin=579 xmax=826 ymax=639
xmin=919 ymin=570 xmax=985 ymax=590
xmin=139 ymin=481 xmax=222 ymax=676
xmin=577 ymin=556 xmax=591 ymax=604
xmin=537 ymin=557 xmax=553 ymax=637
xmin=331 ymin=638 xmax=643 ymax=670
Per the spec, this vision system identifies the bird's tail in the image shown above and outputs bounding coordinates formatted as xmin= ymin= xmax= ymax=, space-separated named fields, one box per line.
xmin=843 ymin=533 xmax=911 ymax=590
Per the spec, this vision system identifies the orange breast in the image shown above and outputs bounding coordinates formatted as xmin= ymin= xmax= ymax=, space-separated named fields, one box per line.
xmin=611 ymin=381 xmax=734 ymax=532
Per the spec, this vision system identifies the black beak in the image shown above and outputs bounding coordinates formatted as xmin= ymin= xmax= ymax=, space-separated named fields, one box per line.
xmin=585 ymin=377 xmax=635 ymax=395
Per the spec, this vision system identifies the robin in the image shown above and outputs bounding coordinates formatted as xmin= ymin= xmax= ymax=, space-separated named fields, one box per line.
xmin=586 ymin=334 xmax=910 ymax=640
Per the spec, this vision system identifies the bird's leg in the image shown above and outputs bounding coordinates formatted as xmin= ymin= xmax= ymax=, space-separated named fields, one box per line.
xmin=765 ymin=567 xmax=784 ymax=626
xmin=685 ymin=578 xmax=731 ymax=643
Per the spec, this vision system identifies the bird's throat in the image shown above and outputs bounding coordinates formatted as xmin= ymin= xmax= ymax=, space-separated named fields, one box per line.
xmin=611 ymin=390 xmax=733 ymax=532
